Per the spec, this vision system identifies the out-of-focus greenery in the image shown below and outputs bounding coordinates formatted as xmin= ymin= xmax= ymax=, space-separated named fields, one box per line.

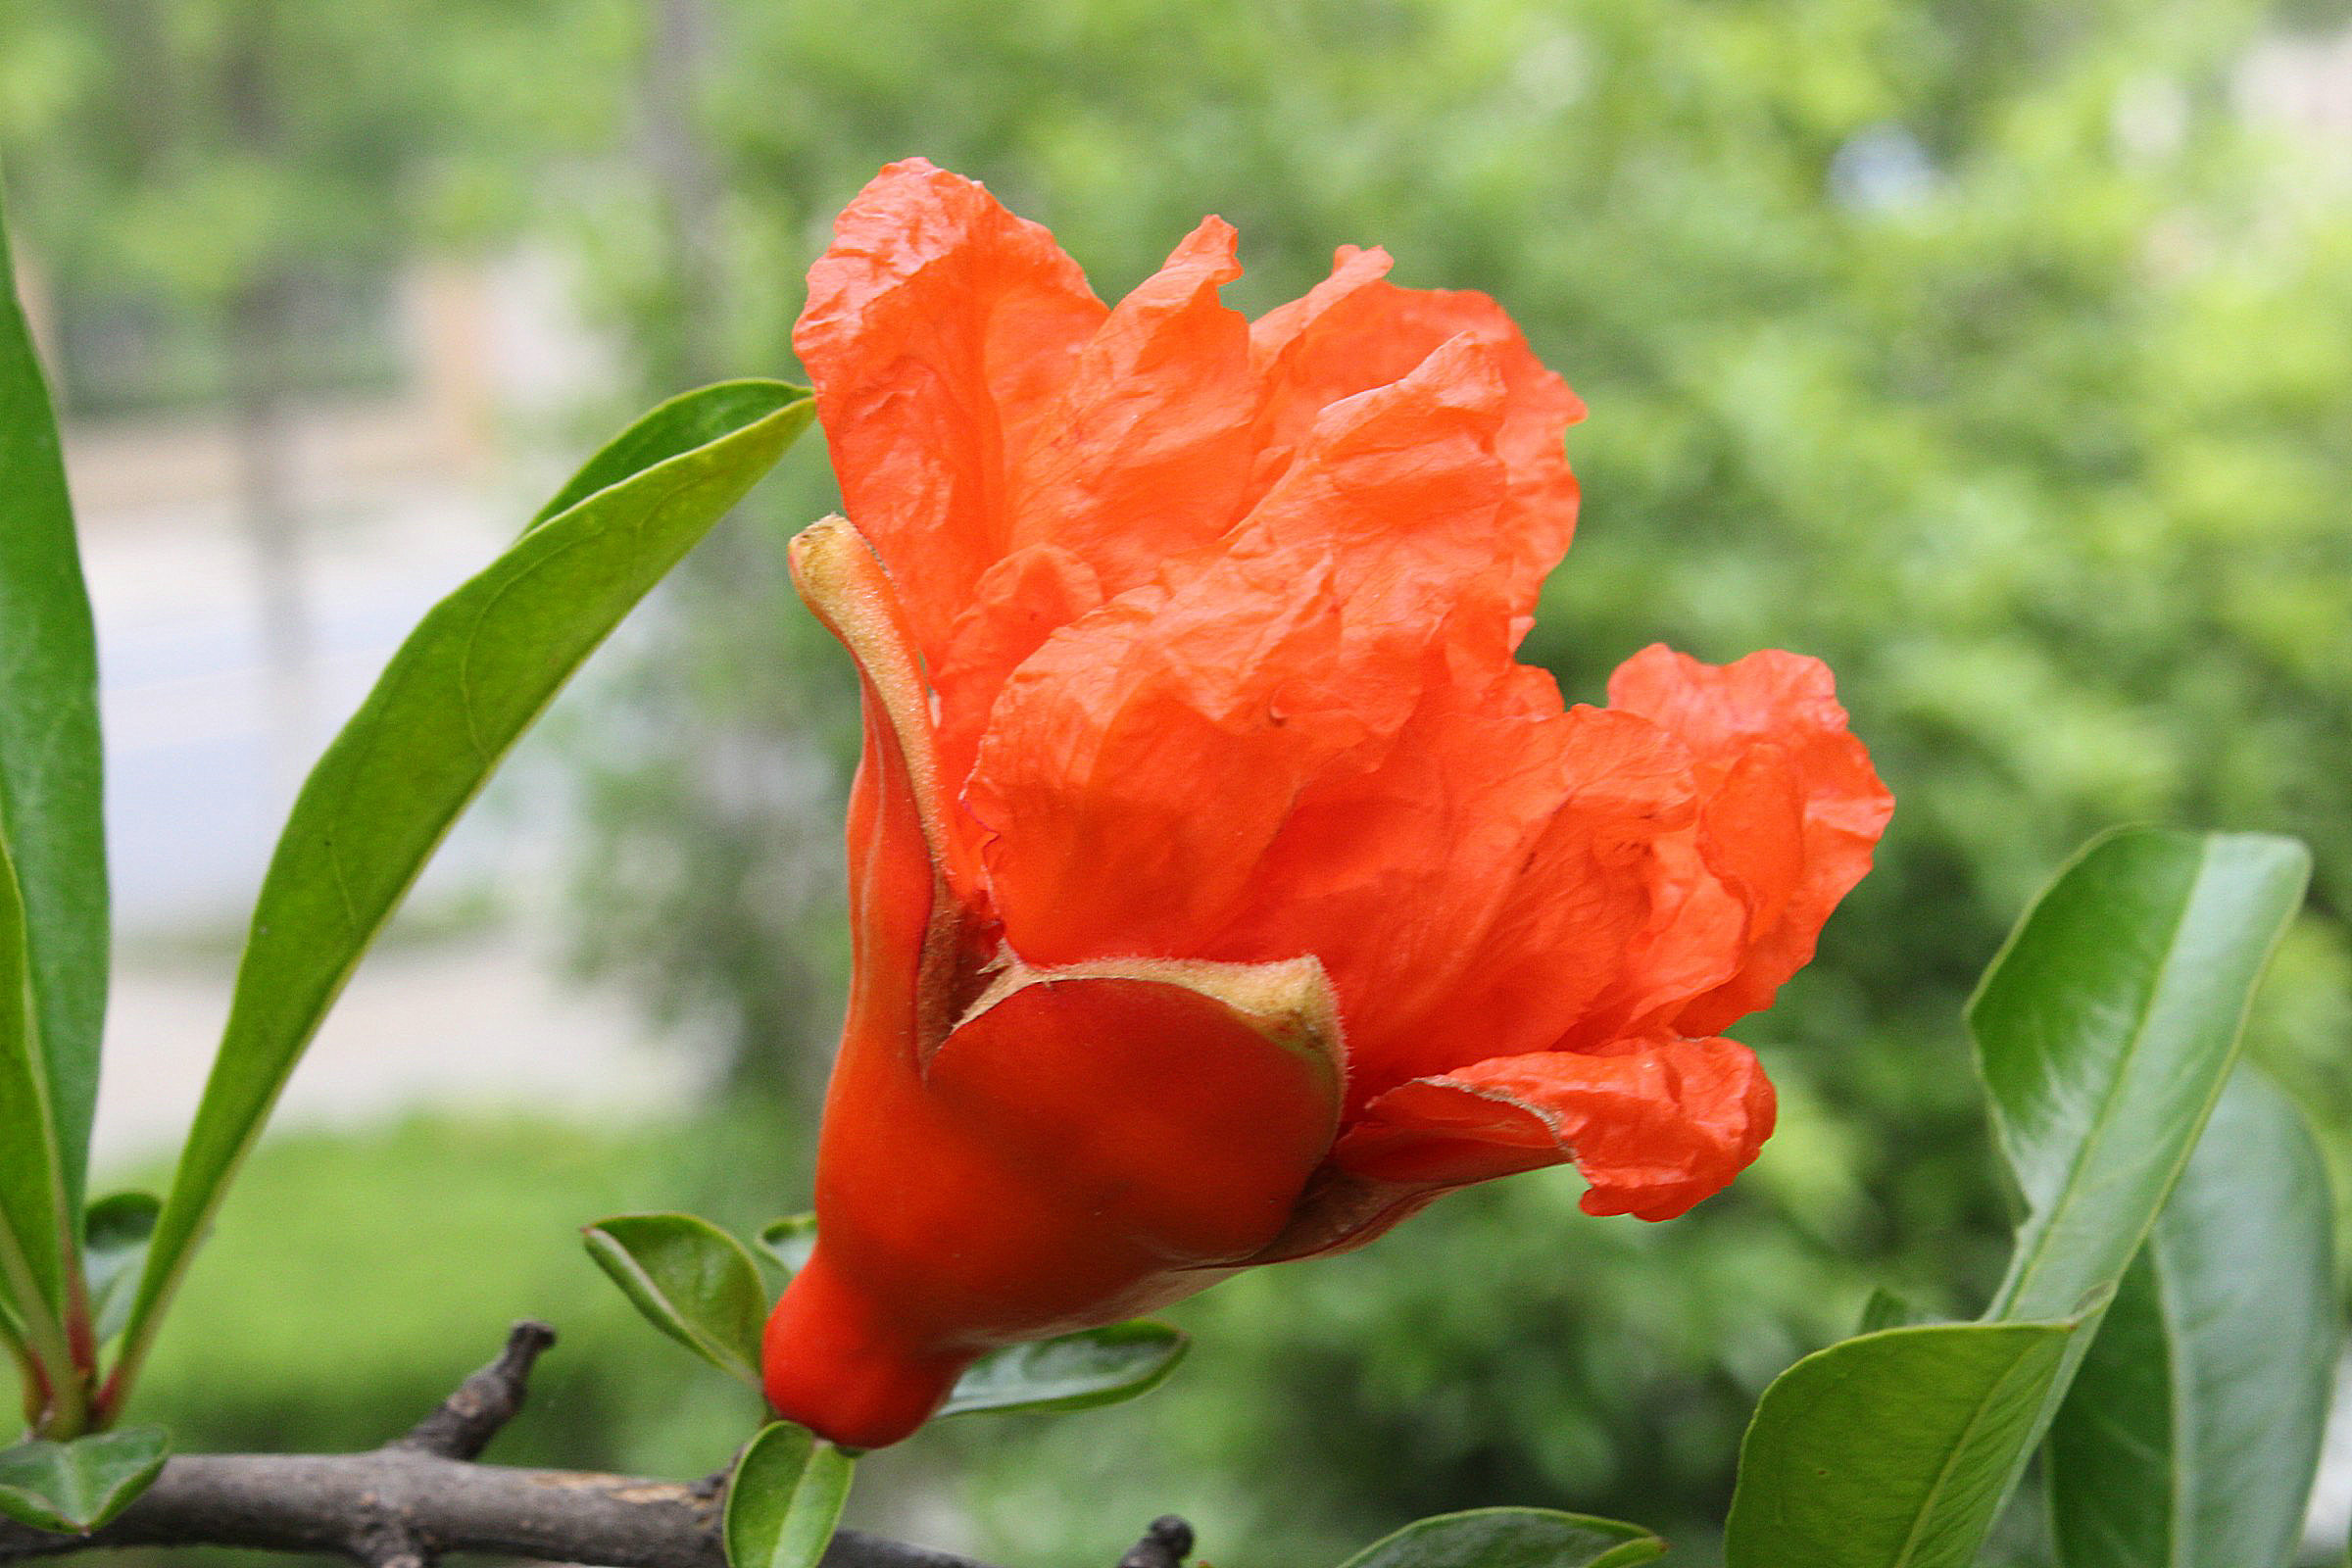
xmin=7 ymin=1 xmax=2352 ymax=1565
xmin=123 ymin=1115 xmax=762 ymax=1473
xmin=0 ymin=0 xmax=618 ymax=411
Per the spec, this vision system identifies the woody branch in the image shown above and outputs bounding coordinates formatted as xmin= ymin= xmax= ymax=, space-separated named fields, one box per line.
xmin=0 ymin=1325 xmax=1188 ymax=1568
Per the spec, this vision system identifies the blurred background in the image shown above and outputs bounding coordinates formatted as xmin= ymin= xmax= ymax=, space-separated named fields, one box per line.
xmin=2 ymin=1 xmax=2349 ymax=1564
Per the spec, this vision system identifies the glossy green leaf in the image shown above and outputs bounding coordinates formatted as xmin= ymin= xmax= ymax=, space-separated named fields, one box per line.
xmin=0 ymin=1427 xmax=168 ymax=1533
xmin=0 ymin=179 xmax=108 ymax=1226
xmin=1726 ymin=827 xmax=2313 ymax=1568
xmin=1955 ymin=828 xmax=2309 ymax=1542
xmin=1723 ymin=1320 xmax=2078 ymax=1568
xmin=582 ymin=1212 xmax=766 ymax=1387
xmin=1972 ymin=828 xmax=2309 ymax=1326
xmin=756 ymin=1214 xmax=817 ymax=1279
xmin=80 ymin=1194 xmax=158 ymax=1348
xmin=2045 ymin=1067 xmax=2337 ymax=1568
xmin=116 ymin=381 xmax=811 ymax=1399
xmin=525 ymin=380 xmax=804 ymax=531
xmin=939 ymin=1320 xmax=1190 ymax=1419
xmin=723 ymin=1422 xmax=856 ymax=1568
xmin=1336 ymin=1507 xmax=1664 ymax=1568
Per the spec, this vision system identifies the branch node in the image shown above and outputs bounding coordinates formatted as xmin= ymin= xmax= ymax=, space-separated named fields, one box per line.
xmin=352 ymin=1519 xmax=432 ymax=1568
xmin=391 ymin=1320 xmax=557 ymax=1460
xmin=1116 ymin=1515 xmax=1194 ymax=1568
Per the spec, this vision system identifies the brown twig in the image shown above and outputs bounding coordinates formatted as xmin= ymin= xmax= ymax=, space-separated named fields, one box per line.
xmin=393 ymin=1321 xmax=559 ymax=1462
xmin=0 ymin=1450 xmax=982 ymax=1567
xmin=0 ymin=1322 xmax=1001 ymax=1568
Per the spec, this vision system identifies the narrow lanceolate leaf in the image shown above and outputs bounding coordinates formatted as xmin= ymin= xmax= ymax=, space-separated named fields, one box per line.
xmin=1972 ymin=828 xmax=2309 ymax=1327
xmin=1723 ymin=1320 xmax=2078 ymax=1568
xmin=0 ymin=836 xmax=70 ymax=1331
xmin=0 ymin=183 xmax=105 ymax=1249
xmin=118 ymin=383 xmax=813 ymax=1398
xmin=724 ymin=1423 xmax=857 ymax=1568
xmin=1336 ymin=1507 xmax=1665 ymax=1568
xmin=582 ymin=1213 xmax=767 ymax=1388
xmin=0 ymin=1281 xmax=28 ymax=1394
xmin=79 ymin=1194 xmax=158 ymax=1348
xmin=0 ymin=1427 xmax=168 ymax=1533
xmin=939 ymin=1321 xmax=1191 ymax=1419
xmin=2045 ymin=1067 xmax=2337 ymax=1568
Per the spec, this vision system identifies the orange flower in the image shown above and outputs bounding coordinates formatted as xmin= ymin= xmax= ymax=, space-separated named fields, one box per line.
xmin=761 ymin=160 xmax=1892 ymax=1448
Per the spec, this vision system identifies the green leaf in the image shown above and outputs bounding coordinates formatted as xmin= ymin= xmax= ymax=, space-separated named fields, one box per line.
xmin=1722 ymin=1320 xmax=2078 ymax=1568
xmin=0 ymin=179 xmax=108 ymax=1227
xmin=80 ymin=1194 xmax=158 ymax=1348
xmin=756 ymin=1214 xmax=817 ymax=1279
xmin=116 ymin=381 xmax=811 ymax=1399
xmin=1336 ymin=1507 xmax=1664 ymax=1568
xmin=0 ymin=1288 xmax=28 ymax=1392
xmin=582 ymin=1212 xmax=767 ymax=1388
xmin=938 ymin=1321 xmax=1190 ymax=1419
xmin=1972 ymin=828 xmax=2309 ymax=1326
xmin=1856 ymin=1288 xmax=1932 ymax=1335
xmin=1729 ymin=828 xmax=2314 ymax=1568
xmin=0 ymin=835 xmax=70 ymax=1342
xmin=723 ymin=1423 xmax=857 ymax=1568
xmin=0 ymin=1427 xmax=169 ymax=1534
xmin=2045 ymin=1067 xmax=2337 ymax=1568
xmin=525 ymin=380 xmax=806 ymax=530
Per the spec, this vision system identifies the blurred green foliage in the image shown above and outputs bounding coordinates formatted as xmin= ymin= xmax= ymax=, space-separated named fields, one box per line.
xmin=0 ymin=3 xmax=594 ymax=410
xmin=6 ymin=1 xmax=2351 ymax=1565
xmin=124 ymin=1115 xmax=763 ymax=1472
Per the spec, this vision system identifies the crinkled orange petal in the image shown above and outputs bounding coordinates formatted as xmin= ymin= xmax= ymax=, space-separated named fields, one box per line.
xmin=1249 ymin=245 xmax=1585 ymax=622
xmin=931 ymin=543 xmax=1104 ymax=795
xmin=1606 ymin=646 xmax=1894 ymax=1035
xmin=1196 ymin=668 xmax=1579 ymax=1083
xmin=1207 ymin=700 xmax=1699 ymax=1109
xmin=965 ymin=548 xmax=1358 ymax=963
xmin=1005 ymin=219 xmax=1256 ymax=599
xmin=1563 ymin=832 xmax=1749 ymax=1051
xmin=1354 ymin=707 xmax=1701 ymax=1094
xmin=970 ymin=332 xmax=1548 ymax=965
xmin=1224 ymin=331 xmax=1515 ymax=737
xmin=1333 ymin=1035 xmax=1777 ymax=1222
xmin=793 ymin=159 xmax=1107 ymax=664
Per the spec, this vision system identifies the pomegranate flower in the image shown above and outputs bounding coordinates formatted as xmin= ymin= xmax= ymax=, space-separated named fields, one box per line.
xmin=761 ymin=160 xmax=1891 ymax=1448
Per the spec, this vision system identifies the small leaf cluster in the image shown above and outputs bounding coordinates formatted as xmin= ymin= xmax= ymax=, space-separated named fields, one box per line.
xmin=581 ymin=1209 xmax=1191 ymax=1568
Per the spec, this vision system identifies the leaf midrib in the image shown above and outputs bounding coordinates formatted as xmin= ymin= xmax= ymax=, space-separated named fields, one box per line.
xmin=1887 ymin=1336 xmax=2048 ymax=1567
xmin=1992 ymin=844 xmax=2212 ymax=1319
